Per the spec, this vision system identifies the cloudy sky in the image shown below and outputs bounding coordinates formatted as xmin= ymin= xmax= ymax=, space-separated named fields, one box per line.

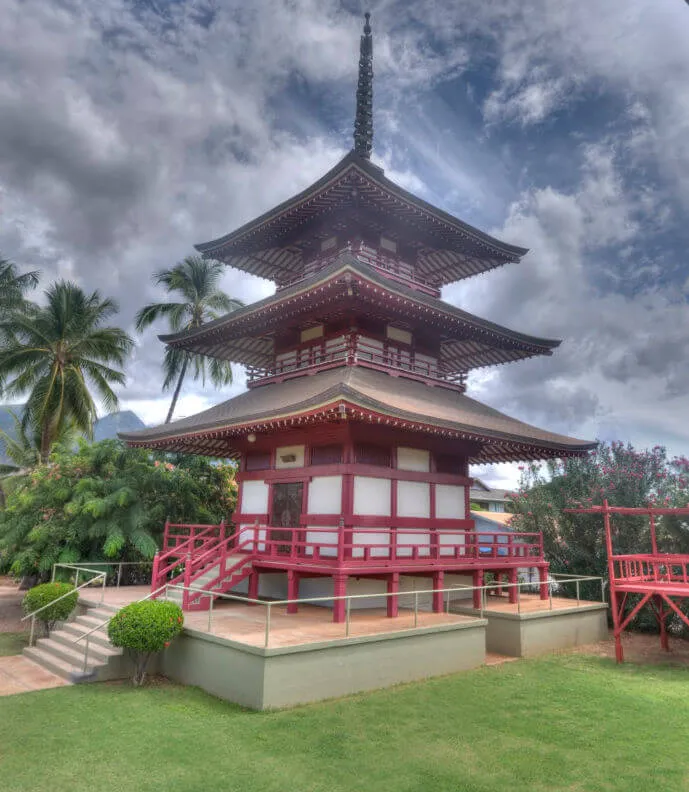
xmin=1 ymin=0 xmax=689 ymax=487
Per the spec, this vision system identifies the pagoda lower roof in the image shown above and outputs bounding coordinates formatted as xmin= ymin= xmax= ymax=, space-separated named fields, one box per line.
xmin=119 ymin=366 xmax=596 ymax=463
xmin=159 ymin=253 xmax=559 ymax=373
xmin=194 ymin=151 xmax=527 ymax=287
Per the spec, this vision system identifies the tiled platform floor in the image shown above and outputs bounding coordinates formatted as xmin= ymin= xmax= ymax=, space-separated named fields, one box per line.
xmin=475 ymin=592 xmax=604 ymax=615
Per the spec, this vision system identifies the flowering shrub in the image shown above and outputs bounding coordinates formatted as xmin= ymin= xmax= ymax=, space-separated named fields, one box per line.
xmin=22 ymin=582 xmax=78 ymax=635
xmin=108 ymin=599 xmax=184 ymax=685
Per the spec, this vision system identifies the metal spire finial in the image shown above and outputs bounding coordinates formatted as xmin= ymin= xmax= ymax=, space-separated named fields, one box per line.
xmin=353 ymin=12 xmax=373 ymax=158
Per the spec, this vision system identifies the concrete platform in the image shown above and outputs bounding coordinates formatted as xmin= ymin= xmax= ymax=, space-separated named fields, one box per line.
xmin=454 ymin=594 xmax=608 ymax=657
xmin=0 ymin=655 xmax=69 ymax=696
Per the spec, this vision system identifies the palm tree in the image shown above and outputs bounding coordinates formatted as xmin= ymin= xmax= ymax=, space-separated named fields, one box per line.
xmin=0 ymin=281 xmax=134 ymax=462
xmin=0 ymin=255 xmax=39 ymax=312
xmin=135 ymin=256 xmax=243 ymax=423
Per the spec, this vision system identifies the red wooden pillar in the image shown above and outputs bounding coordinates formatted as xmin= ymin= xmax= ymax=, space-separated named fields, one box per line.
xmin=657 ymin=595 xmax=669 ymax=651
xmin=248 ymin=569 xmax=259 ymax=605
xmin=151 ymin=550 xmax=160 ymax=593
xmin=538 ymin=565 xmax=549 ymax=601
xmin=602 ymin=500 xmax=624 ymax=663
xmin=473 ymin=570 xmax=484 ymax=610
xmin=387 ymin=572 xmax=399 ymax=618
xmin=432 ymin=570 xmax=444 ymax=613
xmin=287 ymin=570 xmax=299 ymax=614
xmin=508 ymin=568 xmax=519 ymax=604
xmin=333 ymin=573 xmax=348 ymax=623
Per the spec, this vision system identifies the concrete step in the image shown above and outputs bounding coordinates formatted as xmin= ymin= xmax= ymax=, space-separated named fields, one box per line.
xmin=50 ymin=629 xmax=122 ymax=661
xmin=60 ymin=621 xmax=114 ymax=650
xmin=35 ymin=637 xmax=107 ymax=670
xmin=74 ymin=613 xmax=111 ymax=632
xmin=24 ymin=646 xmax=95 ymax=681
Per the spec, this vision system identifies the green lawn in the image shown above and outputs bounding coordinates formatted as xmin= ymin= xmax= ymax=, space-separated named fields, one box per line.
xmin=1 ymin=654 xmax=688 ymax=792
xmin=0 ymin=632 xmax=27 ymax=656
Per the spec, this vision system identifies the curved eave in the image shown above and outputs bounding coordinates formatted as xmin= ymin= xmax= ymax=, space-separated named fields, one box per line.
xmin=158 ymin=256 xmax=559 ymax=372
xmin=119 ymin=368 xmax=596 ymax=464
xmin=195 ymin=151 xmax=527 ymax=285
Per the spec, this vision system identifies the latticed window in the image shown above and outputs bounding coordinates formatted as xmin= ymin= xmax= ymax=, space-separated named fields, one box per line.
xmin=310 ymin=445 xmax=343 ymax=466
xmin=245 ymin=452 xmax=271 ymax=471
xmin=355 ymin=443 xmax=391 ymax=467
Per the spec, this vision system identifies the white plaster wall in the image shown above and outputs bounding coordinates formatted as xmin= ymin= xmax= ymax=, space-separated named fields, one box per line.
xmin=358 ymin=335 xmax=384 ymax=362
xmin=353 ymin=476 xmax=391 ymax=516
xmin=276 ymin=351 xmax=297 ymax=371
xmin=438 ymin=530 xmax=466 ymax=557
xmin=396 ymin=447 xmax=430 ymax=472
xmin=275 ymin=445 xmax=305 ymax=469
xmin=238 ymin=524 xmax=267 ymax=552
xmin=325 ymin=335 xmax=346 ymax=361
xmin=304 ymin=528 xmax=338 ymax=558
xmin=352 ymin=529 xmax=390 ymax=558
xmin=241 ymin=480 xmax=269 ymax=514
xmin=436 ymin=484 xmax=466 ymax=519
xmin=307 ymin=476 xmax=342 ymax=514
xmin=395 ymin=531 xmax=431 ymax=557
xmin=397 ymin=481 xmax=430 ymax=518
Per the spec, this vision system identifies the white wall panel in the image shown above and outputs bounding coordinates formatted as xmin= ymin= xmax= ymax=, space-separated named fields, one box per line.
xmin=438 ymin=530 xmax=466 ymax=557
xmin=397 ymin=481 xmax=430 ymax=518
xmin=397 ymin=447 xmax=430 ymax=472
xmin=436 ymin=484 xmax=465 ymax=519
xmin=239 ymin=524 xmax=267 ymax=552
xmin=241 ymin=480 xmax=269 ymax=514
xmin=275 ymin=445 xmax=305 ymax=469
xmin=395 ymin=532 xmax=431 ymax=557
xmin=305 ymin=529 xmax=338 ymax=558
xmin=351 ymin=530 xmax=390 ymax=558
xmin=353 ymin=476 xmax=391 ymax=516
xmin=307 ymin=476 xmax=342 ymax=514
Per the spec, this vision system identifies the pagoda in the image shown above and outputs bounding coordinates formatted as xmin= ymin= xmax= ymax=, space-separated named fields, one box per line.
xmin=121 ymin=14 xmax=596 ymax=620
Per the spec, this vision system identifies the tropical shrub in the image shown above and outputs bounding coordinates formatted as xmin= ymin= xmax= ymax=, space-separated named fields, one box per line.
xmin=22 ymin=582 xmax=77 ymax=635
xmin=108 ymin=600 xmax=184 ymax=685
xmin=0 ymin=439 xmax=237 ymax=578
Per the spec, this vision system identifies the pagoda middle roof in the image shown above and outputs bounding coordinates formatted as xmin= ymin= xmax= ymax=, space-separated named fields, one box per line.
xmin=119 ymin=366 xmax=596 ymax=464
xmin=195 ymin=151 xmax=528 ymax=287
xmin=160 ymin=252 xmax=559 ymax=373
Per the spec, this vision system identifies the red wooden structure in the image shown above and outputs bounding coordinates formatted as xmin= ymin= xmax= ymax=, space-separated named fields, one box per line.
xmin=122 ymin=15 xmax=596 ymax=621
xmin=566 ymin=499 xmax=689 ymax=662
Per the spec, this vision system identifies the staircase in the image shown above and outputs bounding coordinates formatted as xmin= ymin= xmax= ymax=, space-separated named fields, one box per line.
xmin=165 ymin=553 xmax=255 ymax=610
xmin=23 ymin=603 xmax=129 ymax=683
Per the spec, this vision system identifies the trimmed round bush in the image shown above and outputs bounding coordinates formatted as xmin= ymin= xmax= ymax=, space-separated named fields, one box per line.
xmin=22 ymin=582 xmax=78 ymax=636
xmin=108 ymin=600 xmax=184 ymax=685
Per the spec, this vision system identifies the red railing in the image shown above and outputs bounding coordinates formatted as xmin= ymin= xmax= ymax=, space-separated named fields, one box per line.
xmin=246 ymin=335 xmax=467 ymax=392
xmin=230 ymin=526 xmax=543 ymax=565
xmin=152 ymin=522 xmax=227 ymax=591
xmin=612 ymin=554 xmax=689 ymax=585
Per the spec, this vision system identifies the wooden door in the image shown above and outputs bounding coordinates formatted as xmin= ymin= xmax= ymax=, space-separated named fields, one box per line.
xmin=270 ymin=482 xmax=303 ymax=554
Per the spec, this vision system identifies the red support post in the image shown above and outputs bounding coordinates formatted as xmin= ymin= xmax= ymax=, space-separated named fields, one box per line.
xmin=649 ymin=513 xmax=658 ymax=556
xmin=182 ymin=552 xmax=192 ymax=611
xmin=473 ymin=570 xmax=483 ymax=610
xmin=333 ymin=573 xmax=348 ymax=623
xmin=163 ymin=518 xmax=170 ymax=552
xmin=387 ymin=572 xmax=399 ymax=618
xmin=287 ymin=570 xmax=299 ymax=614
xmin=657 ymin=595 xmax=669 ymax=651
xmin=219 ymin=519 xmax=226 ymax=544
xmin=538 ymin=565 xmax=549 ymax=600
xmin=248 ymin=570 xmax=259 ymax=604
xmin=432 ymin=570 xmax=444 ymax=613
xmin=508 ymin=568 xmax=518 ymax=604
xmin=151 ymin=550 xmax=160 ymax=593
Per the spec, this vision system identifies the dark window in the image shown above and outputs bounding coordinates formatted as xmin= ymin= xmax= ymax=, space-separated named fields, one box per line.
xmin=310 ymin=445 xmax=343 ymax=466
xmin=436 ymin=454 xmax=463 ymax=475
xmin=245 ymin=452 xmax=271 ymax=471
xmin=355 ymin=443 xmax=391 ymax=467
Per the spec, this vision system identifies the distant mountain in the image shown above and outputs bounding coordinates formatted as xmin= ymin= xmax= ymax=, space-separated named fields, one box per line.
xmin=0 ymin=406 xmax=146 ymax=465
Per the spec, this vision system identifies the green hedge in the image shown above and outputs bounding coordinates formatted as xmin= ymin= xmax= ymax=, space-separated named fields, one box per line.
xmin=22 ymin=582 xmax=78 ymax=635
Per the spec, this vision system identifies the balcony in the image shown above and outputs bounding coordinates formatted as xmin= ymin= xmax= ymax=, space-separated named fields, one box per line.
xmin=246 ymin=334 xmax=467 ymax=391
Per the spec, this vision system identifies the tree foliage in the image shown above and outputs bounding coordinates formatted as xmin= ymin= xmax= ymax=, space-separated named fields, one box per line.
xmin=108 ymin=599 xmax=184 ymax=686
xmin=509 ymin=442 xmax=689 ymax=601
xmin=23 ymin=582 xmax=78 ymax=636
xmin=0 ymin=439 xmax=237 ymax=578
xmin=0 ymin=281 xmax=134 ymax=461
xmin=135 ymin=256 xmax=243 ymax=423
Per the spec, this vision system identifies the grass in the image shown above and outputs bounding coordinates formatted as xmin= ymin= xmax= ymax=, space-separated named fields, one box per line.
xmin=1 ymin=654 xmax=689 ymax=792
xmin=0 ymin=631 xmax=27 ymax=656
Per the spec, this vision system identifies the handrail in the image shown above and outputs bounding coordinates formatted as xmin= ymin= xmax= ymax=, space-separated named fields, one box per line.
xmin=22 ymin=569 xmax=107 ymax=647
xmin=163 ymin=572 xmax=606 ymax=647
xmin=71 ymin=584 xmax=169 ymax=673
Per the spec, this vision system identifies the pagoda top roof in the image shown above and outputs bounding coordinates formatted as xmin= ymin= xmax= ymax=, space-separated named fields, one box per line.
xmin=159 ymin=252 xmax=559 ymax=372
xmin=194 ymin=150 xmax=528 ymax=287
xmin=119 ymin=366 xmax=596 ymax=463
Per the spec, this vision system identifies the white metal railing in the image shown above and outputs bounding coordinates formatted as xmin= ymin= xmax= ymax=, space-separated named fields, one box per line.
xmin=71 ymin=585 xmax=169 ymax=673
xmin=52 ymin=561 xmax=153 ymax=589
xmin=161 ymin=573 xmax=606 ymax=648
xmin=22 ymin=567 xmax=107 ymax=647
